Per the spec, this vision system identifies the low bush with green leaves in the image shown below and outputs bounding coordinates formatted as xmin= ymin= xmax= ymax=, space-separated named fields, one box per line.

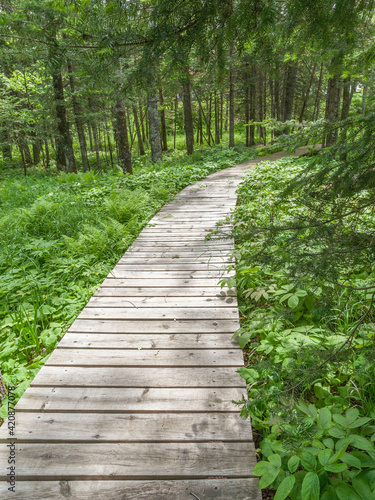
xmin=0 ymin=144 xmax=263 ymax=420
xmin=224 ymin=154 xmax=375 ymax=499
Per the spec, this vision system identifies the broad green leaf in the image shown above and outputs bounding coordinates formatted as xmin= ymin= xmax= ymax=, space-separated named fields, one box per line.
xmin=324 ymin=463 xmax=347 ymax=473
xmin=352 ymin=476 xmax=373 ymax=499
xmin=288 ymin=294 xmax=299 ymax=308
xmin=301 ymin=472 xmax=320 ymax=500
xmin=328 ymin=427 xmax=346 ymax=439
xmin=340 ymin=452 xmax=362 ymax=469
xmin=318 ymin=449 xmax=332 ymax=466
xmin=274 ymin=475 xmax=296 ymax=500
xmin=288 ymin=455 xmax=300 ymax=473
xmin=301 ymin=451 xmax=316 ymax=472
xmin=336 ymin=484 xmax=362 ymax=500
xmin=319 ymin=407 xmax=331 ymax=429
xmin=351 ymin=435 xmax=374 ymax=452
xmin=323 ymin=438 xmax=335 ymax=449
xmin=345 ymin=408 xmax=360 ymax=426
xmin=254 ymin=460 xmax=280 ymax=489
xmin=268 ymin=454 xmax=282 ymax=467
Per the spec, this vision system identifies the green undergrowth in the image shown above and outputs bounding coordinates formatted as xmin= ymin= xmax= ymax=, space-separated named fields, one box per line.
xmin=224 ymin=155 xmax=375 ymax=499
xmin=0 ymin=144 xmax=268 ymax=422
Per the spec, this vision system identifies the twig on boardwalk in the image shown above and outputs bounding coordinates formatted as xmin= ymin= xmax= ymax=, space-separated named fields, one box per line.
xmin=190 ymin=493 xmax=201 ymax=500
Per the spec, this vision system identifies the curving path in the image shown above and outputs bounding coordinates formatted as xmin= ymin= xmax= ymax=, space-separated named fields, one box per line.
xmin=0 ymin=149 xmax=310 ymax=499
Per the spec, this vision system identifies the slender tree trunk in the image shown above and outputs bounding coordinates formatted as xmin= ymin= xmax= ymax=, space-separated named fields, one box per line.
xmin=324 ymin=62 xmax=341 ymax=147
xmin=206 ymin=95 xmax=212 ymax=146
xmin=105 ymin=124 xmax=114 ymax=168
xmin=1 ymin=128 xmax=12 ymax=162
xmin=148 ymin=93 xmax=163 ymax=162
xmin=174 ymin=96 xmax=178 ymax=149
xmin=88 ymin=127 xmax=94 ymax=151
xmin=132 ymin=105 xmax=145 ymax=155
xmin=214 ymin=91 xmax=220 ymax=144
xmin=67 ymin=60 xmax=89 ymax=172
xmin=220 ymin=91 xmax=224 ymax=139
xmin=51 ymin=70 xmax=76 ymax=172
xmin=282 ymin=61 xmax=298 ymax=122
xmin=245 ymin=84 xmax=250 ymax=147
xmin=313 ymin=63 xmax=324 ymax=121
xmin=44 ymin=139 xmax=50 ymax=169
xmin=159 ymin=88 xmax=168 ymax=151
xmin=88 ymin=96 xmax=102 ymax=174
xmin=182 ymin=72 xmax=194 ymax=155
xmin=299 ymin=63 xmax=317 ymax=122
xmin=139 ymin=101 xmax=146 ymax=143
xmin=229 ymin=45 xmax=235 ymax=147
xmin=114 ymin=99 xmax=132 ymax=174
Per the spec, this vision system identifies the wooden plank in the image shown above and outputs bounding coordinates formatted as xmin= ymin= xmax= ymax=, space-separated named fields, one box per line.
xmin=31 ymin=366 xmax=244 ymax=387
xmin=0 ymin=442 xmax=256 ymax=479
xmin=113 ymin=264 xmax=229 ymax=271
xmin=128 ymin=241 xmax=233 ymax=247
xmin=68 ymin=319 xmax=239 ymax=333
xmin=13 ymin=387 xmax=247 ymax=413
xmin=88 ymin=296 xmax=236 ymax=307
xmin=108 ymin=271 xmax=233 ymax=279
xmin=102 ymin=279 xmax=233 ymax=287
xmin=77 ymin=307 xmax=239 ymax=320
xmin=46 ymin=348 xmax=244 ymax=367
xmin=58 ymin=333 xmax=238 ymax=349
xmin=96 ymin=286 xmax=236 ymax=296
xmin=118 ymin=257 xmax=233 ymax=264
xmin=2 ymin=412 xmax=251 ymax=442
xmin=0 ymin=479 xmax=261 ymax=500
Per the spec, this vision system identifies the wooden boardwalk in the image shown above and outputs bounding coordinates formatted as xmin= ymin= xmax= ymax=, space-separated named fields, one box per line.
xmin=0 ymin=150 xmax=306 ymax=499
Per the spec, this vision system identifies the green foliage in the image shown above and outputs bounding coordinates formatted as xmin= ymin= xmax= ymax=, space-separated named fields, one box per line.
xmin=229 ymin=154 xmax=375 ymax=498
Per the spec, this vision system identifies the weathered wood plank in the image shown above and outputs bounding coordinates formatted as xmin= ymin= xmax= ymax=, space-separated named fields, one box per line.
xmin=77 ymin=307 xmax=238 ymax=320
xmin=68 ymin=319 xmax=239 ymax=333
xmin=58 ymin=333 xmax=238 ymax=349
xmin=13 ymin=387 xmax=246 ymax=413
xmin=118 ymin=257 xmax=233 ymax=264
xmin=108 ymin=271 xmax=233 ymax=279
xmin=0 ymin=479 xmax=261 ymax=500
xmin=46 ymin=348 xmax=243 ymax=367
xmin=1 ymin=412 xmax=251 ymax=442
xmin=113 ymin=263 xmax=229 ymax=271
xmin=88 ymin=296 xmax=236 ymax=307
xmin=31 ymin=366 xmax=244 ymax=387
xmin=96 ymin=286 xmax=235 ymax=296
xmin=0 ymin=442 xmax=256 ymax=479
xmin=102 ymin=279 xmax=233 ymax=287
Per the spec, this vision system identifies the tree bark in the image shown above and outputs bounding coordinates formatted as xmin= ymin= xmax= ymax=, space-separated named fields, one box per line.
xmin=229 ymin=45 xmax=235 ymax=147
xmin=67 ymin=60 xmax=89 ymax=172
xmin=313 ymin=63 xmax=324 ymax=121
xmin=159 ymin=88 xmax=168 ymax=151
xmin=132 ymin=105 xmax=145 ymax=155
xmin=324 ymin=66 xmax=341 ymax=147
xmin=52 ymin=69 xmax=76 ymax=172
xmin=148 ymin=93 xmax=163 ymax=162
xmin=182 ymin=72 xmax=194 ymax=155
xmin=87 ymin=96 xmax=102 ymax=174
xmin=114 ymin=99 xmax=132 ymax=174
xmin=282 ymin=61 xmax=298 ymax=122
xmin=214 ymin=91 xmax=220 ymax=144
xmin=299 ymin=63 xmax=317 ymax=122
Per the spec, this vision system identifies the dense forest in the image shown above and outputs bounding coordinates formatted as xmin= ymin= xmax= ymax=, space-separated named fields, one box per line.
xmin=1 ymin=0 xmax=375 ymax=498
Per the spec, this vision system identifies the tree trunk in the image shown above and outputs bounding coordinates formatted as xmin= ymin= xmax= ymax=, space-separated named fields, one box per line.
xmin=1 ymin=128 xmax=12 ymax=162
xmin=206 ymin=95 xmax=212 ymax=146
xmin=88 ymin=96 xmax=102 ymax=174
xmin=132 ymin=105 xmax=145 ymax=155
xmin=313 ymin=63 xmax=324 ymax=121
xmin=174 ymin=96 xmax=178 ymax=150
xmin=182 ymin=73 xmax=194 ymax=155
xmin=159 ymin=88 xmax=168 ymax=151
xmin=148 ymin=93 xmax=163 ymax=162
xmin=299 ymin=63 xmax=317 ymax=122
xmin=324 ymin=66 xmax=341 ymax=147
xmin=67 ymin=60 xmax=89 ymax=172
xmin=114 ymin=99 xmax=132 ymax=174
xmin=51 ymin=69 xmax=76 ymax=172
xmin=229 ymin=45 xmax=235 ymax=148
xmin=282 ymin=61 xmax=298 ymax=122
xmin=214 ymin=91 xmax=220 ymax=144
